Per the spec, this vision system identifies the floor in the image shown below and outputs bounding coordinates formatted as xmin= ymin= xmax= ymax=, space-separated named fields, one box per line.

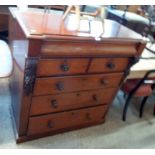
xmin=1 ymin=78 xmax=155 ymax=149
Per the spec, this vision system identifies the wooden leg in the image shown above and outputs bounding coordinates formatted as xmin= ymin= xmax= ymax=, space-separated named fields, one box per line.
xmin=139 ymin=96 xmax=149 ymax=118
xmin=75 ymin=5 xmax=80 ymax=30
xmin=62 ymin=5 xmax=73 ymax=20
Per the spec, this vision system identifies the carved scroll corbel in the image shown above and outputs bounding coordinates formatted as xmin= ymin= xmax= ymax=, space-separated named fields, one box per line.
xmin=24 ymin=58 xmax=38 ymax=95
xmin=124 ymin=57 xmax=140 ymax=77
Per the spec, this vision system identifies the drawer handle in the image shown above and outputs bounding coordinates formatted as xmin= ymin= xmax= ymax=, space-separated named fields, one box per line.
xmin=56 ymin=82 xmax=64 ymax=91
xmin=86 ymin=113 xmax=91 ymax=121
xmin=51 ymin=100 xmax=58 ymax=108
xmin=60 ymin=64 xmax=69 ymax=72
xmin=47 ymin=120 xmax=54 ymax=128
xmin=100 ymin=79 xmax=108 ymax=86
xmin=92 ymin=94 xmax=98 ymax=102
xmin=106 ymin=62 xmax=115 ymax=69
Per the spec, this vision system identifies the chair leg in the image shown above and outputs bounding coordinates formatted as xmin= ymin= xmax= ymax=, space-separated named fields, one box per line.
xmin=139 ymin=96 xmax=149 ymax=118
xmin=122 ymin=94 xmax=132 ymax=121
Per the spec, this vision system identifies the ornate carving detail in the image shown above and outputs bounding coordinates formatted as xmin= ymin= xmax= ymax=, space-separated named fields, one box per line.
xmin=24 ymin=58 xmax=38 ymax=95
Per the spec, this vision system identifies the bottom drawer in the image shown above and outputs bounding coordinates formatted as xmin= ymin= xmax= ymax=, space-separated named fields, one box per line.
xmin=28 ymin=105 xmax=107 ymax=135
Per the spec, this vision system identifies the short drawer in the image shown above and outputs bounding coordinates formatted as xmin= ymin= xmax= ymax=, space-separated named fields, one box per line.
xmin=37 ymin=58 xmax=89 ymax=76
xmin=88 ymin=58 xmax=129 ymax=73
xmin=33 ymin=73 xmax=123 ymax=95
xmin=30 ymin=88 xmax=117 ymax=116
xmin=28 ymin=105 xmax=107 ymax=135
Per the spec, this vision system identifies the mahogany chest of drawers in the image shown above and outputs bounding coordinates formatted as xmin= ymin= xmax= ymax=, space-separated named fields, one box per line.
xmin=9 ymin=8 xmax=145 ymax=143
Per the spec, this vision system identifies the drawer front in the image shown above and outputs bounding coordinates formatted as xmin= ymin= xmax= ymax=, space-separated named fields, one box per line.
xmin=30 ymin=88 xmax=117 ymax=116
xmin=37 ymin=58 xmax=89 ymax=76
xmin=88 ymin=58 xmax=129 ymax=73
xmin=28 ymin=105 xmax=107 ymax=135
xmin=41 ymin=41 xmax=138 ymax=57
xmin=33 ymin=73 xmax=123 ymax=95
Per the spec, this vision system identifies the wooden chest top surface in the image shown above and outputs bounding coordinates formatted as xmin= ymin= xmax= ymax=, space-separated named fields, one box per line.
xmin=9 ymin=7 xmax=144 ymax=42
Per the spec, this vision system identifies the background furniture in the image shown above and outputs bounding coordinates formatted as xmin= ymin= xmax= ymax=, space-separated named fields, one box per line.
xmin=0 ymin=6 xmax=9 ymax=42
xmin=128 ymin=45 xmax=155 ymax=79
xmin=116 ymin=5 xmax=141 ymax=14
xmin=123 ymin=44 xmax=155 ymax=121
xmin=0 ymin=40 xmax=13 ymax=78
xmin=122 ymin=70 xmax=155 ymax=121
xmin=0 ymin=5 xmax=16 ymax=42
xmin=81 ymin=5 xmax=155 ymax=41
xmin=106 ymin=6 xmax=155 ymax=40
xmin=9 ymin=7 xmax=145 ymax=143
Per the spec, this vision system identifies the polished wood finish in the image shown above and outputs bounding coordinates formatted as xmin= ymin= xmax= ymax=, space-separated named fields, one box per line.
xmin=41 ymin=40 xmax=139 ymax=57
xmin=9 ymin=7 xmax=146 ymax=143
xmin=30 ymin=88 xmax=117 ymax=116
xmin=28 ymin=105 xmax=107 ymax=135
xmin=34 ymin=73 xmax=123 ymax=95
xmin=13 ymin=8 xmax=143 ymax=40
xmin=10 ymin=61 xmax=24 ymax=133
xmin=17 ymin=120 xmax=105 ymax=143
xmin=37 ymin=58 xmax=89 ymax=76
xmin=88 ymin=58 xmax=129 ymax=73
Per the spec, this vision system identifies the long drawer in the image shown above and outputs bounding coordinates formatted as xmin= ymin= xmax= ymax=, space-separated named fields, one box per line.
xmin=33 ymin=73 xmax=123 ymax=95
xmin=28 ymin=105 xmax=107 ymax=135
xmin=41 ymin=40 xmax=138 ymax=57
xmin=30 ymin=88 xmax=117 ymax=116
xmin=88 ymin=58 xmax=129 ymax=73
xmin=37 ymin=58 xmax=89 ymax=76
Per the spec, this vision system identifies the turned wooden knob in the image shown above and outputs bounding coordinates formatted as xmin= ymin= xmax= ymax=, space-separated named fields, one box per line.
xmin=47 ymin=120 xmax=54 ymax=128
xmin=100 ymin=79 xmax=108 ymax=86
xmin=51 ymin=100 xmax=58 ymax=108
xmin=106 ymin=62 xmax=115 ymax=69
xmin=85 ymin=113 xmax=91 ymax=121
xmin=60 ymin=64 xmax=69 ymax=72
xmin=92 ymin=94 xmax=98 ymax=102
xmin=56 ymin=82 xmax=64 ymax=91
